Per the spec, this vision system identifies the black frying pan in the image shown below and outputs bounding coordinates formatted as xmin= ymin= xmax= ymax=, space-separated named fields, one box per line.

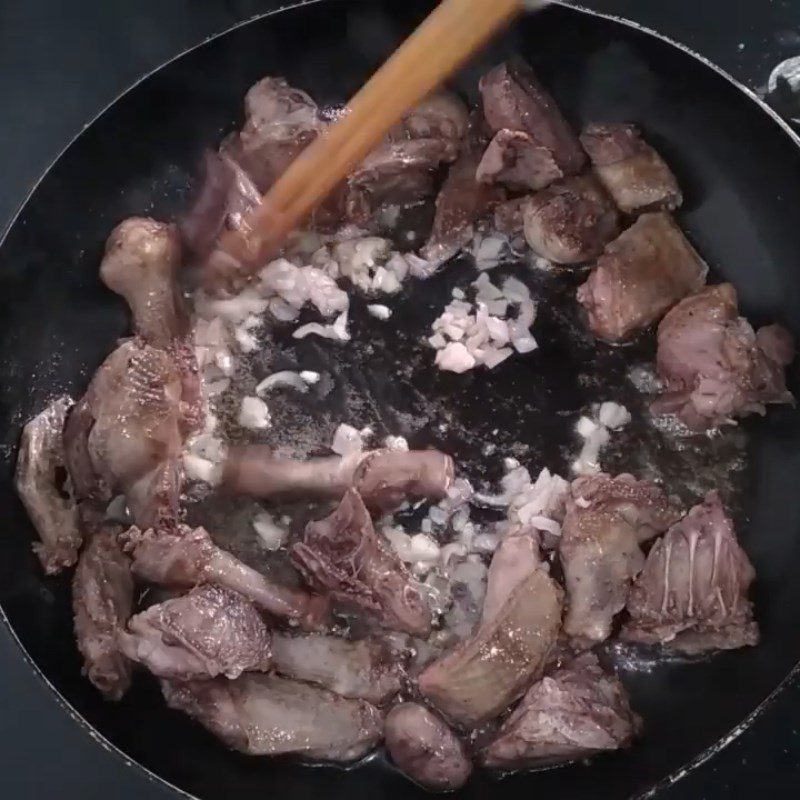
xmin=2 ymin=1 xmax=800 ymax=798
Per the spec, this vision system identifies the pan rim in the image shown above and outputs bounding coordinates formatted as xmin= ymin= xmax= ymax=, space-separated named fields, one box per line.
xmin=1 ymin=2 xmax=798 ymax=798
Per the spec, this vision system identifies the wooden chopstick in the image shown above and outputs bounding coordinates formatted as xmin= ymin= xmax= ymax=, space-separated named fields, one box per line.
xmin=219 ymin=0 xmax=530 ymax=271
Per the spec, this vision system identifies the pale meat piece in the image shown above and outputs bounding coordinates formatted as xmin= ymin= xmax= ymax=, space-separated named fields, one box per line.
xmin=421 ymin=145 xmax=503 ymax=268
xmin=622 ymin=492 xmax=759 ymax=654
xmin=480 ymin=653 xmax=640 ymax=769
xmin=418 ymin=568 xmax=562 ymax=728
xmin=577 ymin=212 xmax=708 ymax=341
xmin=385 ymin=703 xmax=472 ymax=791
xmin=391 ymin=91 xmax=470 ymax=142
xmin=270 ymin=633 xmax=402 ymax=704
xmin=292 ymin=490 xmax=432 ymax=636
xmin=72 ymin=523 xmax=134 ymax=700
xmin=481 ymin=527 xmax=541 ymax=624
xmin=162 ymin=673 xmax=383 ymax=761
xmin=652 ymin=283 xmax=794 ymax=430
xmin=220 ymin=77 xmax=324 ymax=193
xmin=479 ymin=59 xmax=586 ymax=181
xmin=122 ymin=525 xmax=329 ymax=631
xmin=119 ymin=584 xmax=271 ymax=681
xmin=476 ymin=128 xmax=563 ymax=192
xmin=222 ymin=446 xmax=453 ymax=514
xmin=522 ymin=174 xmax=620 ymax=264
xmin=560 ymin=474 xmax=681 ymax=646
xmin=15 ymin=396 xmax=81 ymax=574
xmin=580 ymin=122 xmax=682 ymax=214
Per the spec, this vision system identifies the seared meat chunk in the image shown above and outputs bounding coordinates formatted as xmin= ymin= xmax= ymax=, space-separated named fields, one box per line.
xmin=476 ymin=129 xmax=563 ymax=192
xmin=577 ymin=212 xmax=708 ymax=341
xmin=291 ymin=490 xmax=432 ymax=636
xmin=385 ymin=703 xmax=472 ymax=790
xmin=180 ymin=151 xmax=262 ymax=257
xmin=271 ymin=633 xmax=402 ymax=704
xmin=581 ymin=122 xmax=682 ymax=215
xmin=123 ymin=525 xmax=329 ymax=630
xmin=493 ymin=196 xmax=527 ymax=236
xmin=522 ymin=174 xmax=620 ymax=264
xmin=479 ymin=59 xmax=586 ymax=181
xmin=419 ymin=568 xmax=562 ymax=728
xmin=223 ymin=446 xmax=453 ymax=514
xmin=560 ymin=474 xmax=681 ymax=646
xmin=220 ymin=77 xmax=324 ymax=193
xmin=652 ymin=283 xmax=794 ymax=430
xmin=73 ymin=524 xmax=134 ymax=700
xmin=162 ymin=673 xmax=383 ymax=761
xmin=480 ymin=653 xmax=640 ymax=769
xmin=15 ymin=396 xmax=81 ymax=574
xmin=622 ymin=492 xmax=758 ymax=654
xmin=119 ymin=584 xmax=271 ymax=680
xmin=392 ymin=91 xmax=470 ymax=143
xmin=482 ymin=527 xmax=541 ymax=624
xmin=100 ymin=217 xmax=187 ymax=347
xmin=421 ymin=145 xmax=502 ymax=268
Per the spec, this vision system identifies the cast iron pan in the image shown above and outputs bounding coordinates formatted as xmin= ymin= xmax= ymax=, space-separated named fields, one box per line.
xmin=1 ymin=1 xmax=800 ymax=798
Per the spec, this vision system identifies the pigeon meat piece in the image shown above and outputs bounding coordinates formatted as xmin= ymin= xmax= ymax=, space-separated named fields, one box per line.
xmin=291 ymin=490 xmax=432 ymax=637
xmin=580 ymin=122 xmax=683 ymax=215
xmin=343 ymin=138 xmax=458 ymax=227
xmin=222 ymin=446 xmax=453 ymax=514
xmin=162 ymin=673 xmax=383 ymax=761
xmin=420 ymin=144 xmax=504 ymax=268
xmin=220 ymin=76 xmax=324 ymax=193
xmin=560 ymin=473 xmax=682 ymax=646
xmin=73 ymin=522 xmax=134 ymax=700
xmin=122 ymin=525 xmax=330 ymax=631
xmin=63 ymin=341 xmax=185 ymax=529
xmin=390 ymin=91 xmax=470 ymax=143
xmin=15 ymin=396 xmax=81 ymax=574
xmin=418 ymin=568 xmax=562 ymax=728
xmin=577 ymin=212 xmax=708 ymax=342
xmin=521 ymin=174 xmax=620 ymax=264
xmin=479 ymin=59 xmax=586 ymax=180
xmin=270 ymin=633 xmax=402 ymax=704
xmin=480 ymin=652 xmax=640 ymax=769
xmin=180 ymin=151 xmax=263 ymax=258
xmin=652 ymin=283 xmax=794 ymax=430
xmin=119 ymin=584 xmax=271 ymax=681
xmin=622 ymin=492 xmax=759 ymax=654
xmin=385 ymin=703 xmax=472 ymax=791
xmin=476 ymin=129 xmax=564 ymax=192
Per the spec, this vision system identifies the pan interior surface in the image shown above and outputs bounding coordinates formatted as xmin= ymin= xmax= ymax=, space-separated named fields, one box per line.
xmin=1 ymin=2 xmax=800 ymax=798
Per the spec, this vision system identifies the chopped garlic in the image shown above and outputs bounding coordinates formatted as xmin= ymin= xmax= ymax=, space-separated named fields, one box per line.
xmin=238 ymin=396 xmax=271 ymax=429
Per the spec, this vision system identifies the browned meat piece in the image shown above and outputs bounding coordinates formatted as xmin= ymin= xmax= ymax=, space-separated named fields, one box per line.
xmin=480 ymin=652 xmax=640 ymax=769
xmin=622 ymin=492 xmax=759 ymax=654
xmin=270 ymin=633 xmax=402 ymax=704
xmin=581 ymin=122 xmax=682 ymax=215
xmin=481 ymin=527 xmax=541 ymax=624
xmin=73 ymin=524 xmax=134 ymax=700
xmin=418 ymin=568 xmax=562 ymax=728
xmin=420 ymin=145 xmax=503 ymax=267
xmin=162 ymin=673 xmax=383 ymax=761
xmin=291 ymin=490 xmax=432 ymax=637
xmin=180 ymin=151 xmax=262 ymax=257
xmin=343 ymin=138 xmax=457 ymax=227
xmin=220 ymin=77 xmax=324 ymax=193
xmin=100 ymin=217 xmax=187 ymax=347
xmin=392 ymin=91 xmax=470 ymax=142
xmin=522 ymin=174 xmax=620 ymax=264
xmin=385 ymin=703 xmax=472 ymax=790
xmin=119 ymin=584 xmax=271 ymax=681
xmin=63 ymin=341 xmax=185 ymax=529
xmin=15 ymin=396 xmax=81 ymax=574
xmin=493 ymin=196 xmax=527 ymax=236
xmin=479 ymin=59 xmax=586 ymax=181
xmin=577 ymin=212 xmax=708 ymax=341
xmin=560 ymin=474 xmax=681 ymax=646
xmin=652 ymin=283 xmax=794 ymax=430
xmin=222 ymin=446 xmax=453 ymax=514
xmin=122 ymin=525 xmax=329 ymax=631
xmin=476 ymin=129 xmax=563 ymax=192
